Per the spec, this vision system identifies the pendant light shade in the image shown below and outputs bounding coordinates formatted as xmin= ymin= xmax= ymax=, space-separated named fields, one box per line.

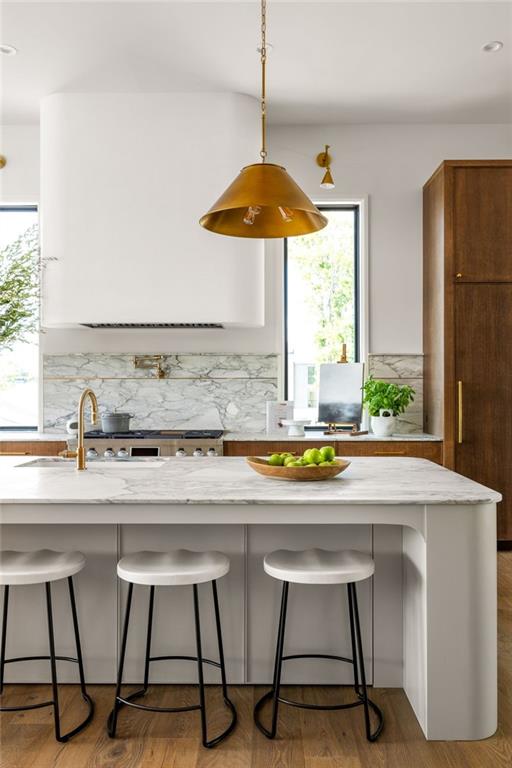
xmin=199 ymin=0 xmax=327 ymax=240
xmin=200 ymin=163 xmax=328 ymax=238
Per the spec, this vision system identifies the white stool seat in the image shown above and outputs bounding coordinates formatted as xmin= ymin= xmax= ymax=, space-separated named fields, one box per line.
xmin=264 ymin=548 xmax=375 ymax=585
xmin=117 ymin=549 xmax=230 ymax=586
xmin=0 ymin=549 xmax=86 ymax=585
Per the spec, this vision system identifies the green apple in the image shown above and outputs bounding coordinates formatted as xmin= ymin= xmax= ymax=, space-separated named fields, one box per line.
xmin=268 ymin=453 xmax=284 ymax=466
xmin=319 ymin=461 xmax=332 ymax=466
xmin=284 ymin=456 xmax=297 ymax=466
xmin=320 ymin=446 xmax=335 ymax=462
xmin=303 ymin=448 xmax=322 ymax=465
xmin=287 ymin=460 xmax=303 ymax=467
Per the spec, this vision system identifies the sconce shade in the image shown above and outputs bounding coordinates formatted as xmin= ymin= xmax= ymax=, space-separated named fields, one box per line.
xmin=200 ymin=162 xmax=328 ymax=238
xmin=320 ymin=168 xmax=335 ymax=189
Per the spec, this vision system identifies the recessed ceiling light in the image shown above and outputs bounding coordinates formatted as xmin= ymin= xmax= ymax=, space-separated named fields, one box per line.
xmin=0 ymin=44 xmax=17 ymax=56
xmin=482 ymin=41 xmax=503 ymax=53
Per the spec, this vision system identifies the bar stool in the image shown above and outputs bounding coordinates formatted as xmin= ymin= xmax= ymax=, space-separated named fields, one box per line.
xmin=107 ymin=549 xmax=237 ymax=747
xmin=0 ymin=549 xmax=94 ymax=742
xmin=254 ymin=548 xmax=384 ymax=742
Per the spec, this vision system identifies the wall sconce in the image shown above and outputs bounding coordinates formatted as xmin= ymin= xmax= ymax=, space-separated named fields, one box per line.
xmin=316 ymin=144 xmax=335 ymax=189
xmin=0 ymin=155 xmax=6 ymax=170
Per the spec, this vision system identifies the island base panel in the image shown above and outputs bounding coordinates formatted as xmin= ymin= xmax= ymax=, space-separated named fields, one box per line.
xmin=0 ymin=523 xmax=389 ymax=686
xmin=403 ymin=504 xmax=497 ymax=740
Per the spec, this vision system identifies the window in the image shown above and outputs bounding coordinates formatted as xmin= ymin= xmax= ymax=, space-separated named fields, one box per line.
xmin=0 ymin=206 xmax=39 ymax=430
xmin=284 ymin=205 xmax=360 ymax=420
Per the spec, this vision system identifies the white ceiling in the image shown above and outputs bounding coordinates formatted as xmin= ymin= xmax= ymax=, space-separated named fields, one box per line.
xmin=1 ymin=1 xmax=511 ymax=125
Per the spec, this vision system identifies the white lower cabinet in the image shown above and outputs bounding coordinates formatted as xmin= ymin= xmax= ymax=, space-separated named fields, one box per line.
xmin=118 ymin=525 xmax=246 ymax=685
xmin=246 ymin=524 xmax=373 ymax=685
xmin=1 ymin=525 xmax=118 ymax=683
xmin=1 ymin=523 xmax=389 ymax=685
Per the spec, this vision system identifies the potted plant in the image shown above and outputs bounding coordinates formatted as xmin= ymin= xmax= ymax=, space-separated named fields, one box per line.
xmin=362 ymin=376 xmax=415 ymax=437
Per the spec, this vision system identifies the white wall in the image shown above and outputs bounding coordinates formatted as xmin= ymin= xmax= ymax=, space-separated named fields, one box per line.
xmin=269 ymin=125 xmax=512 ymax=353
xmin=2 ymin=120 xmax=511 ymax=354
xmin=0 ymin=125 xmax=39 ymax=203
xmin=271 ymin=123 xmax=512 ymax=353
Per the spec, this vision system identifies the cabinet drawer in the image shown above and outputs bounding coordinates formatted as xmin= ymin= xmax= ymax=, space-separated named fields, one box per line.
xmin=223 ymin=440 xmax=443 ymax=464
xmin=223 ymin=441 xmax=335 ymax=457
xmin=335 ymin=441 xmax=443 ymax=464
xmin=0 ymin=441 xmax=67 ymax=457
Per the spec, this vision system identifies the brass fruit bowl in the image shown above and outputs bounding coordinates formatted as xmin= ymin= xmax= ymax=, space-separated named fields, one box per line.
xmin=246 ymin=456 xmax=351 ymax=481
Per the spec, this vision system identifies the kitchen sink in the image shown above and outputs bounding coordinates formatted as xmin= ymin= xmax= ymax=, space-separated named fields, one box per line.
xmin=18 ymin=458 xmax=165 ymax=469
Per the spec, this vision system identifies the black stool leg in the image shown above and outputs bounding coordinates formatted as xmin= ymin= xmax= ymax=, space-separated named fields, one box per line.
xmin=193 ymin=583 xmax=208 ymax=747
xmin=143 ymin=586 xmax=155 ymax=693
xmin=349 ymin=582 xmax=374 ymax=742
xmin=254 ymin=580 xmax=289 ymax=739
xmin=68 ymin=578 xmax=87 ymax=696
xmin=108 ymin=581 xmax=133 ymax=738
xmin=208 ymin=580 xmax=237 ymax=746
xmin=347 ymin=581 xmax=362 ymax=698
xmin=0 ymin=585 xmax=9 ymax=695
xmin=270 ymin=581 xmax=289 ymax=738
xmin=45 ymin=582 xmax=62 ymax=742
xmin=212 ymin=581 xmax=228 ymax=700
xmin=61 ymin=577 xmax=95 ymax=740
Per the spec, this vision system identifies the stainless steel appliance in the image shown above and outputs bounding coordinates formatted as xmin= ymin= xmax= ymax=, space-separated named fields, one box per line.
xmin=82 ymin=430 xmax=223 ymax=459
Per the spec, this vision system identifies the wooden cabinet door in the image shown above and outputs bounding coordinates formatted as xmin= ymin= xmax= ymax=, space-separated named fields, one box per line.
xmin=453 ymin=166 xmax=512 ymax=281
xmin=455 ymin=284 xmax=512 ymax=540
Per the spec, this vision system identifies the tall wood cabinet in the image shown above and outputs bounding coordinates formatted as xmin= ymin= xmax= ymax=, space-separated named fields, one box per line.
xmin=423 ymin=160 xmax=512 ymax=542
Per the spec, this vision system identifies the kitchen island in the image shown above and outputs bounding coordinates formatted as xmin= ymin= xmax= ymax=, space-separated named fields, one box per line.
xmin=0 ymin=455 xmax=500 ymax=740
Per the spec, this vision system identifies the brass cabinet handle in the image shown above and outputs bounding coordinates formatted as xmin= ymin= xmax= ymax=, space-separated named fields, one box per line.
xmin=0 ymin=451 xmax=30 ymax=456
xmin=458 ymin=380 xmax=463 ymax=444
xmin=373 ymin=451 xmax=406 ymax=456
xmin=455 ymin=272 xmax=463 ymax=279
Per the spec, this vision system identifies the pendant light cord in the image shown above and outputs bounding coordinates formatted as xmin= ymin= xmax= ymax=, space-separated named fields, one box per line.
xmin=260 ymin=0 xmax=267 ymax=162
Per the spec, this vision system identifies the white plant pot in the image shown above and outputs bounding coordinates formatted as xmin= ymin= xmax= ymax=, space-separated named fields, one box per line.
xmin=370 ymin=411 xmax=396 ymax=437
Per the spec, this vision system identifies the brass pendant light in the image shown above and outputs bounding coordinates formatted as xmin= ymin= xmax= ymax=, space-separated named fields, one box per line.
xmin=199 ymin=0 xmax=327 ymax=239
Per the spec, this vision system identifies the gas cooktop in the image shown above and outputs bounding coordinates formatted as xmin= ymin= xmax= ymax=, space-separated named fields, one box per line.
xmin=84 ymin=429 xmax=223 ymax=440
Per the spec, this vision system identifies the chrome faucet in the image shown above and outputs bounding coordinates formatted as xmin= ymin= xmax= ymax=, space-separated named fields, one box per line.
xmin=76 ymin=388 xmax=99 ymax=470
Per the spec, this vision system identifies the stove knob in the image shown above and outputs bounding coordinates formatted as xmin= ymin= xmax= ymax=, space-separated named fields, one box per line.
xmin=193 ymin=448 xmax=205 ymax=457
xmin=117 ymin=448 xmax=129 ymax=459
xmin=86 ymin=447 xmax=98 ymax=459
xmin=104 ymin=448 xmax=115 ymax=459
xmin=206 ymin=448 xmax=218 ymax=457
xmin=175 ymin=448 xmax=187 ymax=457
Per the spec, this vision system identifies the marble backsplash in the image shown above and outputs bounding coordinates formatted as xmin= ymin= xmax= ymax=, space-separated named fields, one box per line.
xmin=43 ymin=354 xmax=278 ymax=433
xmin=43 ymin=352 xmax=423 ymax=435
xmin=367 ymin=354 xmax=423 ymax=434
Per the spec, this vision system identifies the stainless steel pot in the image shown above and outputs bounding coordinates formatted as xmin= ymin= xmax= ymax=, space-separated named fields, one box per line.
xmin=100 ymin=412 xmax=134 ymax=433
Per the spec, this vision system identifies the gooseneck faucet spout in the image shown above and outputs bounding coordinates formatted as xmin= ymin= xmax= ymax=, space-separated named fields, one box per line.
xmin=77 ymin=388 xmax=99 ymax=470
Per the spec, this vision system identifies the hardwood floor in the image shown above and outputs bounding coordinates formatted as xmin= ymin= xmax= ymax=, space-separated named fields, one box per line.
xmin=1 ymin=553 xmax=511 ymax=768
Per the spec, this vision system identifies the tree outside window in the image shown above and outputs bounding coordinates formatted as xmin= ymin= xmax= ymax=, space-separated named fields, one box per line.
xmin=285 ymin=206 xmax=359 ymax=420
xmin=0 ymin=207 xmax=39 ymax=429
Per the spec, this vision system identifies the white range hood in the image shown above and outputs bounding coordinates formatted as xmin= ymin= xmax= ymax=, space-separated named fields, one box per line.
xmin=40 ymin=93 xmax=264 ymax=328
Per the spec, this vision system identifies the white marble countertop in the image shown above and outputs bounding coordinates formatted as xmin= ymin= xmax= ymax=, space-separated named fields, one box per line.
xmin=0 ymin=456 xmax=500 ymax=506
xmin=0 ymin=430 xmax=443 ymax=444
xmin=0 ymin=431 xmax=67 ymax=442
xmin=223 ymin=431 xmax=442 ymax=442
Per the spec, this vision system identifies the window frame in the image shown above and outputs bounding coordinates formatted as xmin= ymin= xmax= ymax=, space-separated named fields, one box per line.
xmin=0 ymin=204 xmax=39 ymax=432
xmin=283 ymin=202 xmax=363 ymax=401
